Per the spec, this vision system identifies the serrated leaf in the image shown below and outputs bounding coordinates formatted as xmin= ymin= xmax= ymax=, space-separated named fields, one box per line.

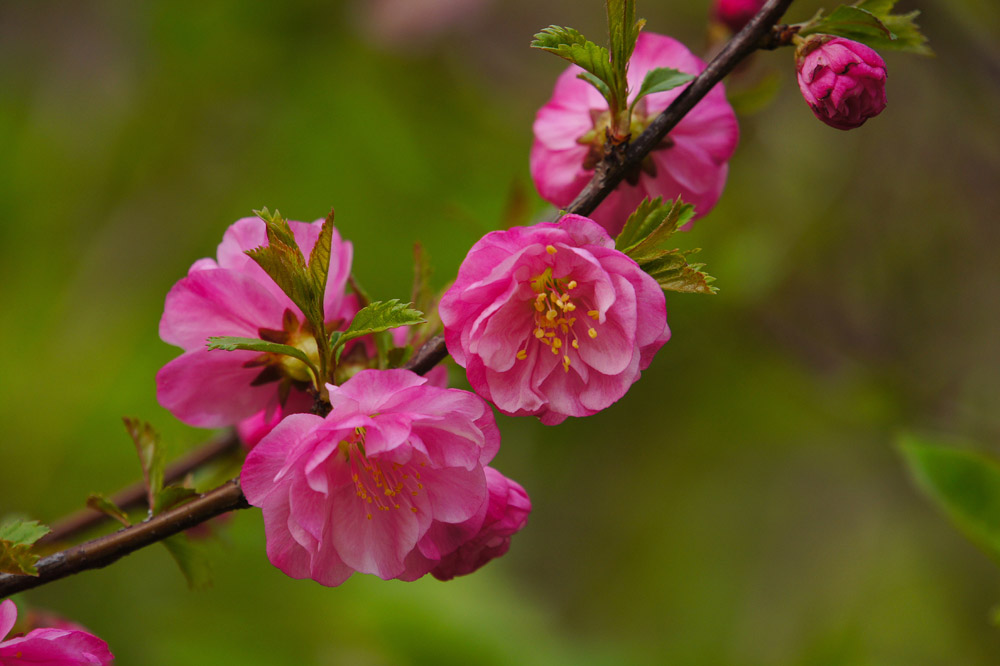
xmin=411 ymin=243 xmax=434 ymax=317
xmin=307 ymin=209 xmax=336 ymax=298
xmin=162 ymin=534 xmax=213 ymax=590
xmin=154 ymin=486 xmax=199 ymax=515
xmin=531 ymin=26 xmax=616 ymax=95
xmin=899 ymin=435 xmax=1000 ymax=563
xmin=86 ymin=494 xmax=131 ymax=527
xmin=246 ymin=208 xmax=326 ymax=332
xmin=631 ymin=67 xmax=694 ymax=109
xmin=333 ymin=300 xmax=426 ymax=352
xmin=206 ymin=336 xmax=318 ymax=381
xmin=800 ymin=4 xmax=931 ymax=55
xmin=0 ymin=520 xmax=50 ymax=576
xmin=641 ymin=250 xmax=718 ymax=294
xmin=606 ymin=0 xmax=642 ymax=72
xmin=0 ymin=520 xmax=50 ymax=545
xmin=124 ymin=417 xmax=165 ymax=511
xmin=617 ymin=198 xmax=696 ymax=261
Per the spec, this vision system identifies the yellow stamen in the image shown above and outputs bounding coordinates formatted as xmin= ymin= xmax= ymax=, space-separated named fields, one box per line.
xmin=546 ymin=309 xmax=558 ymax=320
xmin=568 ymin=280 xmax=577 ymax=289
xmin=588 ymin=328 xmax=598 ymax=339
xmin=546 ymin=245 xmax=557 ymax=254
xmin=588 ymin=309 xmax=600 ymax=320
xmin=572 ymin=339 xmax=579 ymax=349
xmin=535 ymin=328 xmax=545 ymax=339
xmin=516 ymin=349 xmax=527 ymax=360
xmin=552 ymin=338 xmax=562 ymax=349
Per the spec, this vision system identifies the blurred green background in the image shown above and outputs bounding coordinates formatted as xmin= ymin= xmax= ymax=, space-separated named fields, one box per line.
xmin=1 ymin=0 xmax=998 ymax=663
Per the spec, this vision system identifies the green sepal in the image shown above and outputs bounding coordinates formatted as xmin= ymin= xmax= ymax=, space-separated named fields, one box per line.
xmin=899 ymin=434 xmax=1000 ymax=563
xmin=331 ymin=300 xmax=425 ymax=357
xmin=0 ymin=519 xmax=51 ymax=576
xmin=206 ymin=336 xmax=319 ymax=382
xmin=630 ymin=67 xmax=694 ymax=112
xmin=123 ymin=417 xmax=165 ymax=512
xmin=799 ymin=2 xmax=931 ymax=55
xmin=162 ymin=534 xmax=213 ymax=590
xmin=86 ymin=494 xmax=132 ymax=527
xmin=153 ymin=486 xmax=200 ymax=515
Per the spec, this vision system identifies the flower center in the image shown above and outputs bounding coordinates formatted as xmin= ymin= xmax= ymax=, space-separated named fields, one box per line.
xmin=516 ymin=253 xmax=601 ymax=373
xmin=340 ymin=428 xmax=423 ymax=521
xmin=242 ymin=308 xmax=324 ymax=394
xmin=575 ymin=101 xmax=673 ymax=184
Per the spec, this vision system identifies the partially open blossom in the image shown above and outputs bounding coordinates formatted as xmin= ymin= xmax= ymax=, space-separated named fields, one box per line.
xmin=157 ymin=216 xmax=356 ymax=428
xmin=439 ymin=214 xmax=669 ymax=425
xmin=241 ymin=369 xmax=503 ymax=585
xmin=0 ymin=600 xmax=113 ymax=665
xmin=431 ymin=467 xmax=531 ymax=580
xmin=711 ymin=0 xmax=765 ymax=33
xmin=531 ymin=32 xmax=738 ymax=236
xmin=796 ymin=35 xmax=887 ymax=130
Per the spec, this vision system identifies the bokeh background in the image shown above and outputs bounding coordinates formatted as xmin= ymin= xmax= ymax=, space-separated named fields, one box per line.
xmin=1 ymin=0 xmax=998 ymax=663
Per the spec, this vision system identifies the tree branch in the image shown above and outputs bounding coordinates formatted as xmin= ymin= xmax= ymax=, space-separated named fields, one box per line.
xmin=564 ymin=0 xmax=796 ymax=218
xmin=5 ymin=0 xmax=796 ymax=597
xmin=0 ymin=479 xmax=249 ymax=598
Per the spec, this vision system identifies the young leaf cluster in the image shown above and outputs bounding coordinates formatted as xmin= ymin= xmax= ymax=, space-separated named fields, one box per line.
xmin=331 ymin=299 xmax=425 ymax=366
xmin=123 ymin=418 xmax=210 ymax=589
xmin=616 ymin=198 xmax=717 ymax=295
xmin=799 ymin=0 xmax=932 ymax=55
xmin=0 ymin=519 xmax=51 ymax=576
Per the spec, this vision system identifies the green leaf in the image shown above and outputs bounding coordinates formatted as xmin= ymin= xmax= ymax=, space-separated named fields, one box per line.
xmin=162 ymin=534 xmax=213 ymax=590
xmin=307 ymin=209 xmax=336 ymax=298
xmin=531 ymin=26 xmax=616 ymax=100
xmin=206 ymin=335 xmax=318 ymax=381
xmin=606 ymin=0 xmax=643 ymax=73
xmin=899 ymin=434 xmax=1000 ymax=562
xmin=641 ymin=250 xmax=718 ymax=294
xmin=630 ymin=68 xmax=695 ymax=109
xmin=799 ymin=3 xmax=931 ymax=55
xmin=154 ymin=486 xmax=199 ymax=515
xmin=123 ymin=417 xmax=165 ymax=511
xmin=332 ymin=300 xmax=426 ymax=353
xmin=0 ymin=519 xmax=50 ymax=576
xmin=245 ymin=208 xmax=325 ymax=333
xmin=576 ymin=72 xmax=611 ymax=100
xmin=86 ymin=494 xmax=131 ymax=527
xmin=615 ymin=198 xmax=696 ymax=260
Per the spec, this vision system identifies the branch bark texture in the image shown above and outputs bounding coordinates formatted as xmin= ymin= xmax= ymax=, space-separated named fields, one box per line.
xmin=8 ymin=0 xmax=795 ymax=598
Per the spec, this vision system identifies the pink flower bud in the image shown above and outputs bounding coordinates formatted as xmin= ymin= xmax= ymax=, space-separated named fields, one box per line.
xmin=712 ymin=0 xmax=765 ymax=33
xmin=795 ymin=35 xmax=887 ymax=130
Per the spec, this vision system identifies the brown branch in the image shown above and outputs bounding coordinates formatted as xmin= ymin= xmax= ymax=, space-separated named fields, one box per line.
xmin=564 ymin=0 xmax=796 ymax=218
xmin=38 ymin=430 xmax=242 ymax=547
xmin=0 ymin=479 xmax=249 ymax=598
xmin=5 ymin=0 xmax=797 ymax=597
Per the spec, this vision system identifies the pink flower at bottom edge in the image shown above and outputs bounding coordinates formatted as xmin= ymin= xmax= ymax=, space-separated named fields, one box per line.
xmin=241 ymin=369 xmax=501 ymax=585
xmin=0 ymin=600 xmax=113 ymax=665
xmin=439 ymin=214 xmax=669 ymax=425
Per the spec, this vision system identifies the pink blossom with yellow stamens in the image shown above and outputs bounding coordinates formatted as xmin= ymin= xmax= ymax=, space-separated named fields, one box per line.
xmin=439 ymin=214 xmax=670 ymax=425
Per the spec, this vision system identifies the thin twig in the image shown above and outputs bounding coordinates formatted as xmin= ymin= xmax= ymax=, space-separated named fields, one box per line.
xmin=6 ymin=0 xmax=795 ymax=597
xmin=38 ymin=430 xmax=242 ymax=547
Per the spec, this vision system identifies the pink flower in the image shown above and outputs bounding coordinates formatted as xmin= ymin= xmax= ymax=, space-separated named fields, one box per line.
xmin=0 ymin=600 xmax=114 ymax=665
xmin=156 ymin=216 xmax=356 ymax=428
xmin=241 ymin=369 xmax=501 ymax=585
xmin=531 ymin=32 xmax=738 ymax=236
xmin=796 ymin=35 xmax=887 ymax=130
xmin=711 ymin=0 xmax=765 ymax=33
xmin=431 ymin=467 xmax=531 ymax=581
xmin=438 ymin=214 xmax=669 ymax=425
